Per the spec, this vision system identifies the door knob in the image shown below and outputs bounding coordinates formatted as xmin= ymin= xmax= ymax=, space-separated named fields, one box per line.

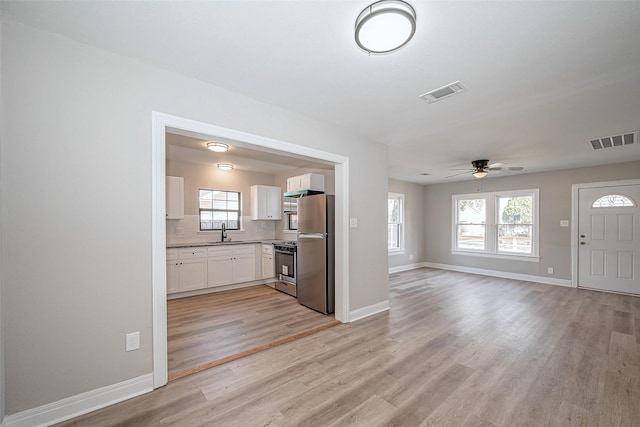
xmin=580 ymin=242 xmax=586 ymax=245
xmin=580 ymin=234 xmax=585 ymax=238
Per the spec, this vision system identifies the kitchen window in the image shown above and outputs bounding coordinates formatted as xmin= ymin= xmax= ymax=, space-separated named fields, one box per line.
xmin=388 ymin=192 xmax=405 ymax=253
xmin=452 ymin=189 xmax=539 ymax=260
xmin=199 ymin=189 xmax=241 ymax=231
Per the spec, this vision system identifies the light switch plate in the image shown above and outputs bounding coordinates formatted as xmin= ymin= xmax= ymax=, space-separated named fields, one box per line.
xmin=560 ymin=220 xmax=569 ymax=227
xmin=350 ymin=218 xmax=358 ymax=228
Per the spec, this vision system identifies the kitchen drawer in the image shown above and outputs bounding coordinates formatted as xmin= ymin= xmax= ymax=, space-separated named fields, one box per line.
xmin=208 ymin=246 xmax=231 ymax=256
xmin=261 ymin=244 xmax=274 ymax=255
xmin=179 ymin=248 xmax=207 ymax=259
xmin=235 ymin=244 xmax=256 ymax=255
xmin=166 ymin=249 xmax=179 ymax=261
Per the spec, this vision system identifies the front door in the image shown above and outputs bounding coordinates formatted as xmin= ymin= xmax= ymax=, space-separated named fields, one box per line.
xmin=577 ymin=184 xmax=640 ymax=294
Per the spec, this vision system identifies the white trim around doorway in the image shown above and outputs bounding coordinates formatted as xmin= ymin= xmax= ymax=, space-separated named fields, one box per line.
xmin=570 ymin=179 xmax=640 ymax=289
xmin=151 ymin=112 xmax=350 ymax=389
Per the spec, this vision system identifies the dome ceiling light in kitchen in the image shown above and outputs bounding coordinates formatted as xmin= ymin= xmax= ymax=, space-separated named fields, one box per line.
xmin=355 ymin=0 xmax=416 ymax=54
xmin=207 ymin=142 xmax=229 ymax=152
xmin=217 ymin=163 xmax=234 ymax=171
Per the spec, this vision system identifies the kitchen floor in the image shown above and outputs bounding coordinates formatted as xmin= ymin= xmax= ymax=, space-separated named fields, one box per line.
xmin=167 ymin=285 xmax=338 ymax=379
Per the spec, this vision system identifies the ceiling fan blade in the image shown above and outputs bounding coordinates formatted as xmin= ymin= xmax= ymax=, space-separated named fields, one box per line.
xmin=488 ymin=162 xmax=506 ymax=168
xmin=507 ymin=166 xmax=524 ymax=171
xmin=445 ymin=171 xmax=471 ymax=178
xmin=448 ymin=168 xmax=474 ymax=171
xmin=488 ymin=167 xmax=503 ymax=171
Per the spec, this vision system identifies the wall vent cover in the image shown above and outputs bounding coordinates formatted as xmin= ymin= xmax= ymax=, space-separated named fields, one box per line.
xmin=419 ymin=81 xmax=467 ymax=104
xmin=587 ymin=131 xmax=638 ymax=150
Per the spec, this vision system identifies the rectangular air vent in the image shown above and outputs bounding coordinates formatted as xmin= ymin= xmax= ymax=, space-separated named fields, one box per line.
xmin=419 ymin=81 xmax=467 ymax=104
xmin=587 ymin=131 xmax=637 ymax=150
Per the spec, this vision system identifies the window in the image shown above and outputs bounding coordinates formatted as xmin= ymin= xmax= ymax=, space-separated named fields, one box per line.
xmin=453 ymin=189 xmax=539 ymax=260
xmin=199 ymin=189 xmax=241 ymax=231
xmin=592 ymin=194 xmax=635 ymax=208
xmin=388 ymin=193 xmax=404 ymax=252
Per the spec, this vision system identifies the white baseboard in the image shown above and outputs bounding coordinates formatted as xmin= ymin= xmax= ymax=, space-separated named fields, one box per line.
xmin=167 ymin=278 xmax=275 ymax=299
xmin=349 ymin=300 xmax=390 ymax=322
xmin=423 ymin=262 xmax=572 ymax=288
xmin=389 ymin=262 xmax=426 ymax=274
xmin=5 ymin=373 xmax=153 ymax=427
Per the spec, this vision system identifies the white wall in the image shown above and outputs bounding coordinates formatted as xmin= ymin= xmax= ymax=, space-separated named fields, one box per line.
xmin=0 ymin=20 xmax=389 ymax=414
xmin=388 ymin=179 xmax=426 ymax=268
xmin=166 ymin=159 xmax=278 ymax=244
xmin=0 ymin=6 xmax=5 ymax=425
xmin=424 ymin=161 xmax=640 ymax=280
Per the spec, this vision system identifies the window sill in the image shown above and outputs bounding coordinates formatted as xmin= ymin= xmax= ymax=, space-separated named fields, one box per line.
xmin=388 ymin=249 xmax=406 ymax=256
xmin=282 ymin=230 xmax=297 ymax=234
xmin=451 ymin=250 xmax=539 ymax=262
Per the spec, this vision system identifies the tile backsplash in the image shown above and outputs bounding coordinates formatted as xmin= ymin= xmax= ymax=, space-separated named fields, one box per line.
xmin=166 ymin=215 xmax=277 ymax=245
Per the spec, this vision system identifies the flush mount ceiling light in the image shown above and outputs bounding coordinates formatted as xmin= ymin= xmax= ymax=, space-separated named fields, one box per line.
xmin=217 ymin=163 xmax=234 ymax=171
xmin=355 ymin=0 xmax=417 ymax=54
xmin=207 ymin=142 xmax=229 ymax=152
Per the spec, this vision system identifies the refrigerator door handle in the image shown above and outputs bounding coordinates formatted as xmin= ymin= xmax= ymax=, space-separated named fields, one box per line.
xmin=298 ymin=233 xmax=326 ymax=239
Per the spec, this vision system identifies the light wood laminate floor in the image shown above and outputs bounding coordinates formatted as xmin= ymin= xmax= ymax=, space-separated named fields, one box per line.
xmin=59 ymin=268 xmax=640 ymax=426
xmin=168 ymin=285 xmax=338 ymax=379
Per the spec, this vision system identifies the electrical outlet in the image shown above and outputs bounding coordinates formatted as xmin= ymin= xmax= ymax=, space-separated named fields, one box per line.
xmin=547 ymin=267 xmax=554 ymax=275
xmin=126 ymin=332 xmax=140 ymax=352
xmin=409 ymin=255 xmax=414 ymax=261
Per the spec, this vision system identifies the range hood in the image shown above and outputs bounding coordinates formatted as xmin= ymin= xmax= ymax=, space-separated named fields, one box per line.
xmin=283 ymin=189 xmax=325 ymax=198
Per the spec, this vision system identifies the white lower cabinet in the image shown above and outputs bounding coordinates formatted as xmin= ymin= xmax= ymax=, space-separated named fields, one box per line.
xmin=261 ymin=244 xmax=275 ymax=279
xmin=166 ymin=248 xmax=207 ymax=294
xmin=167 ymin=244 xmax=261 ymax=294
xmin=207 ymin=245 xmax=256 ymax=288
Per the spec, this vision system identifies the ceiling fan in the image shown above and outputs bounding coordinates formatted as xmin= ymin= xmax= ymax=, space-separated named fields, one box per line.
xmin=446 ymin=159 xmax=524 ymax=179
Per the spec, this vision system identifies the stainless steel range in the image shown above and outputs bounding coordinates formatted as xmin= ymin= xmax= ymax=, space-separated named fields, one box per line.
xmin=274 ymin=241 xmax=297 ymax=297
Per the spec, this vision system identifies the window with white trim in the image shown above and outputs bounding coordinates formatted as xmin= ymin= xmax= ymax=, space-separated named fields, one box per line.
xmin=388 ymin=193 xmax=405 ymax=252
xmin=199 ymin=189 xmax=241 ymax=231
xmin=452 ymin=189 xmax=539 ymax=259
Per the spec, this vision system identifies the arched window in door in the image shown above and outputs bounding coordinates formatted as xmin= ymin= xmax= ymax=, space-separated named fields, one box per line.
xmin=591 ymin=194 xmax=636 ymax=208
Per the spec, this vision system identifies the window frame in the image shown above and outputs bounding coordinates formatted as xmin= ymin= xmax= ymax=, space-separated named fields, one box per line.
xmin=198 ymin=189 xmax=242 ymax=231
xmin=388 ymin=192 xmax=405 ymax=254
xmin=452 ymin=189 xmax=540 ymax=261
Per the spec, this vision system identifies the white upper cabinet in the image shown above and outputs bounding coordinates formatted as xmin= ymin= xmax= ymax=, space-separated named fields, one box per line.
xmin=286 ymin=173 xmax=325 ymax=193
xmin=166 ymin=176 xmax=184 ymax=220
xmin=251 ymin=185 xmax=282 ymax=220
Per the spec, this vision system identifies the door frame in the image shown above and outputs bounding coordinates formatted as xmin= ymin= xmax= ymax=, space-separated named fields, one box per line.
xmin=151 ymin=112 xmax=350 ymax=389
xmin=571 ymin=178 xmax=640 ymax=288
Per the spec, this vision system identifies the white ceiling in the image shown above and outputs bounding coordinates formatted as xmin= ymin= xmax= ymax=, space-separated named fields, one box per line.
xmin=166 ymin=132 xmax=334 ymax=174
xmin=4 ymin=1 xmax=640 ymax=184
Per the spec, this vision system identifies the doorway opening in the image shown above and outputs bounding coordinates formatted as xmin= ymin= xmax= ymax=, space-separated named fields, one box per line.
xmin=152 ymin=112 xmax=350 ymax=388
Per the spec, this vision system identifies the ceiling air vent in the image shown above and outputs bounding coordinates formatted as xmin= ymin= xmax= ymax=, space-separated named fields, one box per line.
xmin=587 ymin=131 xmax=638 ymax=150
xmin=419 ymin=81 xmax=467 ymax=104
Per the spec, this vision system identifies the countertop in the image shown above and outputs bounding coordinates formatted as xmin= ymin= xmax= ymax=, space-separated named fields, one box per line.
xmin=167 ymin=239 xmax=289 ymax=249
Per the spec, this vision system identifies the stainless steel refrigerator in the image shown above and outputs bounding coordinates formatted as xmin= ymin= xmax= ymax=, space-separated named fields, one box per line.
xmin=297 ymin=194 xmax=335 ymax=314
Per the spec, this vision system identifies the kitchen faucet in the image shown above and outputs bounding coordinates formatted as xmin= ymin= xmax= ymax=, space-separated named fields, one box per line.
xmin=221 ymin=222 xmax=228 ymax=242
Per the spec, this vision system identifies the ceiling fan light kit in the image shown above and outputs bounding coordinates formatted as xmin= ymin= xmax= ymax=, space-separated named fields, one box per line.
xmin=446 ymin=159 xmax=524 ymax=179
xmin=355 ymin=0 xmax=417 ymax=54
